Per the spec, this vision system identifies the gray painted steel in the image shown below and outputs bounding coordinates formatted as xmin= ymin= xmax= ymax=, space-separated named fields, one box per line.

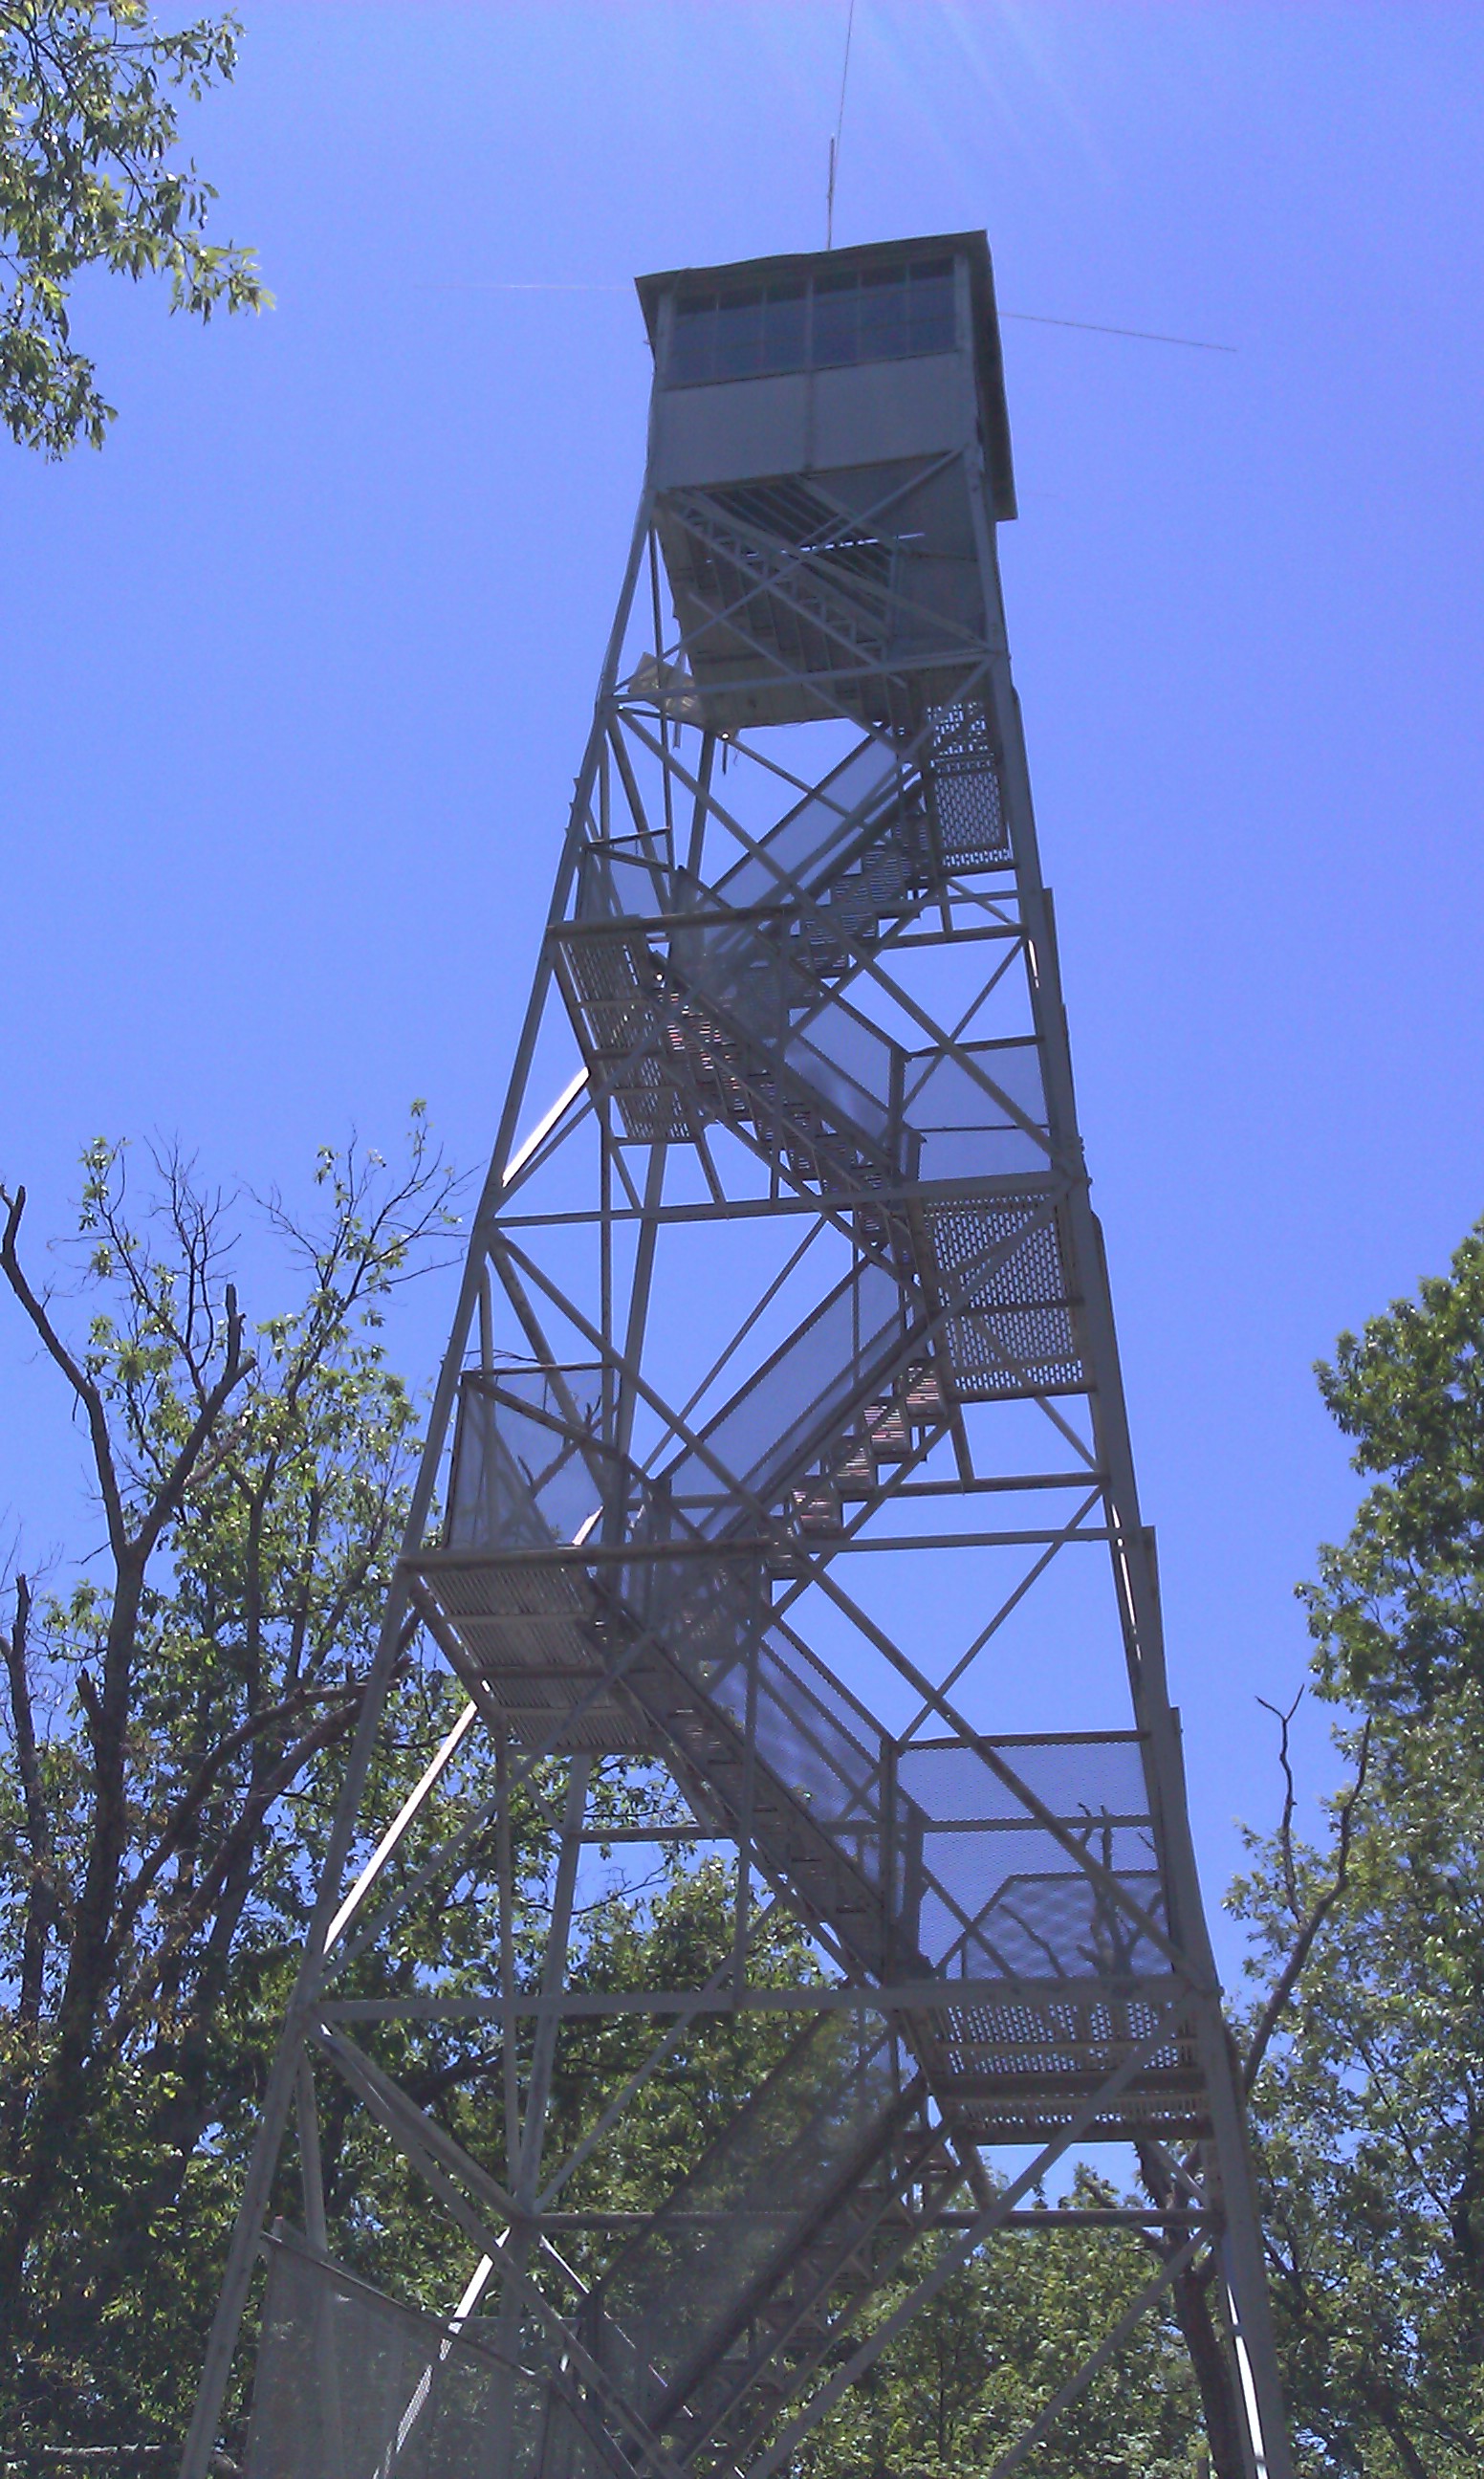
xmin=182 ymin=231 xmax=1293 ymax=2479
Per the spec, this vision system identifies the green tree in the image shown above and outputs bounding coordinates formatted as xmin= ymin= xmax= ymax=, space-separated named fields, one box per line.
xmin=798 ymin=2169 xmax=1206 ymax=2479
xmin=1229 ymin=1218 xmax=1484 ymax=2477
xmin=1 ymin=1 xmax=268 ymax=453
xmin=0 ymin=1124 xmax=458 ymax=2448
xmin=1300 ymin=1222 xmax=1484 ymax=1718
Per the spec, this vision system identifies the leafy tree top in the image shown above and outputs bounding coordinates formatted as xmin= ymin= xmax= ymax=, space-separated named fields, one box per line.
xmin=1302 ymin=1218 xmax=1484 ymax=1715
xmin=1 ymin=1 xmax=268 ymax=452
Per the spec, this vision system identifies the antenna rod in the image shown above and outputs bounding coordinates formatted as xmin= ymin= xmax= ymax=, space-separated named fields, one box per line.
xmin=826 ymin=0 xmax=856 ymax=248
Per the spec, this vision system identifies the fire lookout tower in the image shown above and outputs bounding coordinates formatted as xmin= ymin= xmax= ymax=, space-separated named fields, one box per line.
xmin=186 ymin=234 xmax=1294 ymax=2479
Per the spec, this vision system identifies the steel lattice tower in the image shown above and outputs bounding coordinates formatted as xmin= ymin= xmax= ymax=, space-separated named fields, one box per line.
xmin=186 ymin=234 xmax=1293 ymax=2479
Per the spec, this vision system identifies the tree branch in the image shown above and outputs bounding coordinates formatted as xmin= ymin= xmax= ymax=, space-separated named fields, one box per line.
xmin=1255 ymin=1687 xmax=1303 ymax=1919
xmin=105 ymin=1677 xmax=352 ymax=1964
xmin=2 ymin=1573 xmax=55 ymax=2046
xmin=1243 ymin=1715 xmax=1374 ymax=2096
xmin=131 ymin=1280 xmax=250 ymax=1563
xmin=109 ymin=1682 xmax=371 ymax=2045
xmin=1 ymin=1183 xmax=128 ymax=1553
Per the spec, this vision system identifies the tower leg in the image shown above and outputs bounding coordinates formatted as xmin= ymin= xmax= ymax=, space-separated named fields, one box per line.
xmin=492 ymin=1758 xmax=591 ymax=2479
xmin=1198 ymin=2013 xmax=1294 ymax=2479
xmin=178 ymin=2004 xmax=309 ymax=2479
xmin=177 ymin=1563 xmax=446 ymax=2479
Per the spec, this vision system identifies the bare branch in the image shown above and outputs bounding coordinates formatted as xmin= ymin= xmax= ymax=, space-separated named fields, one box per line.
xmin=1243 ymin=1716 xmax=1374 ymax=2096
xmin=2 ymin=1574 xmax=55 ymax=2039
xmin=111 ymin=1683 xmax=372 ymax=2046
xmin=1 ymin=1183 xmax=128 ymax=1554
xmin=131 ymin=1281 xmax=251 ymax=1564
xmin=1255 ymin=1688 xmax=1303 ymax=1920
xmin=110 ymin=1607 xmax=420 ymax=2051
xmin=106 ymin=1678 xmax=355 ymax=1963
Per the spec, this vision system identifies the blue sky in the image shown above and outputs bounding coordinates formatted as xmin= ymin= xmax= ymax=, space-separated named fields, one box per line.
xmin=4 ymin=1 xmax=1482 ymax=1971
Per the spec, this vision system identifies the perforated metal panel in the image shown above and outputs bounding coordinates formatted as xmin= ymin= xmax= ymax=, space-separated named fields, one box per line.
xmin=921 ymin=1196 xmax=1084 ymax=1395
xmin=244 ymin=2242 xmax=557 ymax=2479
xmin=926 ymin=696 xmax=1011 ymax=867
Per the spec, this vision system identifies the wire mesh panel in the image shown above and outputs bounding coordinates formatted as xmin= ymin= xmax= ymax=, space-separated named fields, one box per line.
xmin=778 ymin=989 xmax=900 ymax=1159
xmin=588 ymin=2014 xmax=902 ymax=2426
xmin=244 ymin=2239 xmax=557 ymax=2479
xmin=578 ymin=738 xmax=933 ymax=988
xmin=447 ymin=1370 xmax=614 ymax=1555
xmin=711 ymin=736 xmax=915 ymax=914
xmin=919 ymin=1194 xmax=1085 ymax=1398
xmin=889 ymin=1737 xmax=1199 ymax=2134
xmin=922 ymin=1985 xmax=1202 ymax=2139
xmin=748 ymin=1625 xmax=888 ymax=1876
xmin=562 ymin=824 xmax=1044 ymax=1208
xmin=575 ymin=834 xmax=677 ymax=926
xmin=557 ymin=915 xmax=897 ymax=1182
xmin=413 ymin=1551 xmax=653 ymax=1757
xmin=905 ymin=1040 xmax=1050 ymax=1184
xmin=554 ymin=919 xmax=721 ymax=1149
xmin=613 ymin=1539 xmax=893 ymax=1939
xmin=661 ymin=1259 xmax=908 ymax=1524
xmin=898 ymin=1735 xmax=1167 ymax=1980
xmin=666 ymin=910 xmax=812 ymax=1059
xmin=421 ymin=1370 xmax=649 ymax=1754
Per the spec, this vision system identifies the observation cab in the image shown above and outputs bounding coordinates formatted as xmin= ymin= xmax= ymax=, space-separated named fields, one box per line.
xmin=637 ymin=233 xmax=1017 ymax=731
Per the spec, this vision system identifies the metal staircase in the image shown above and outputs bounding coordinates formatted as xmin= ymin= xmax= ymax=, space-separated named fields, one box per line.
xmin=581 ymin=2018 xmax=956 ymax=2470
xmin=409 ymin=1301 xmax=1199 ymax=2162
xmin=553 ymin=714 xmax=1081 ymax=1416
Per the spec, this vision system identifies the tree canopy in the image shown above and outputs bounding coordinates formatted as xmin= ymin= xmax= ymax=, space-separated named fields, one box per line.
xmin=1 ymin=1 xmax=267 ymax=453
xmin=0 ymin=1126 xmax=456 ymax=2445
xmin=1230 ymin=1217 xmax=1484 ymax=2477
xmin=1299 ymin=1223 xmax=1484 ymax=1717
